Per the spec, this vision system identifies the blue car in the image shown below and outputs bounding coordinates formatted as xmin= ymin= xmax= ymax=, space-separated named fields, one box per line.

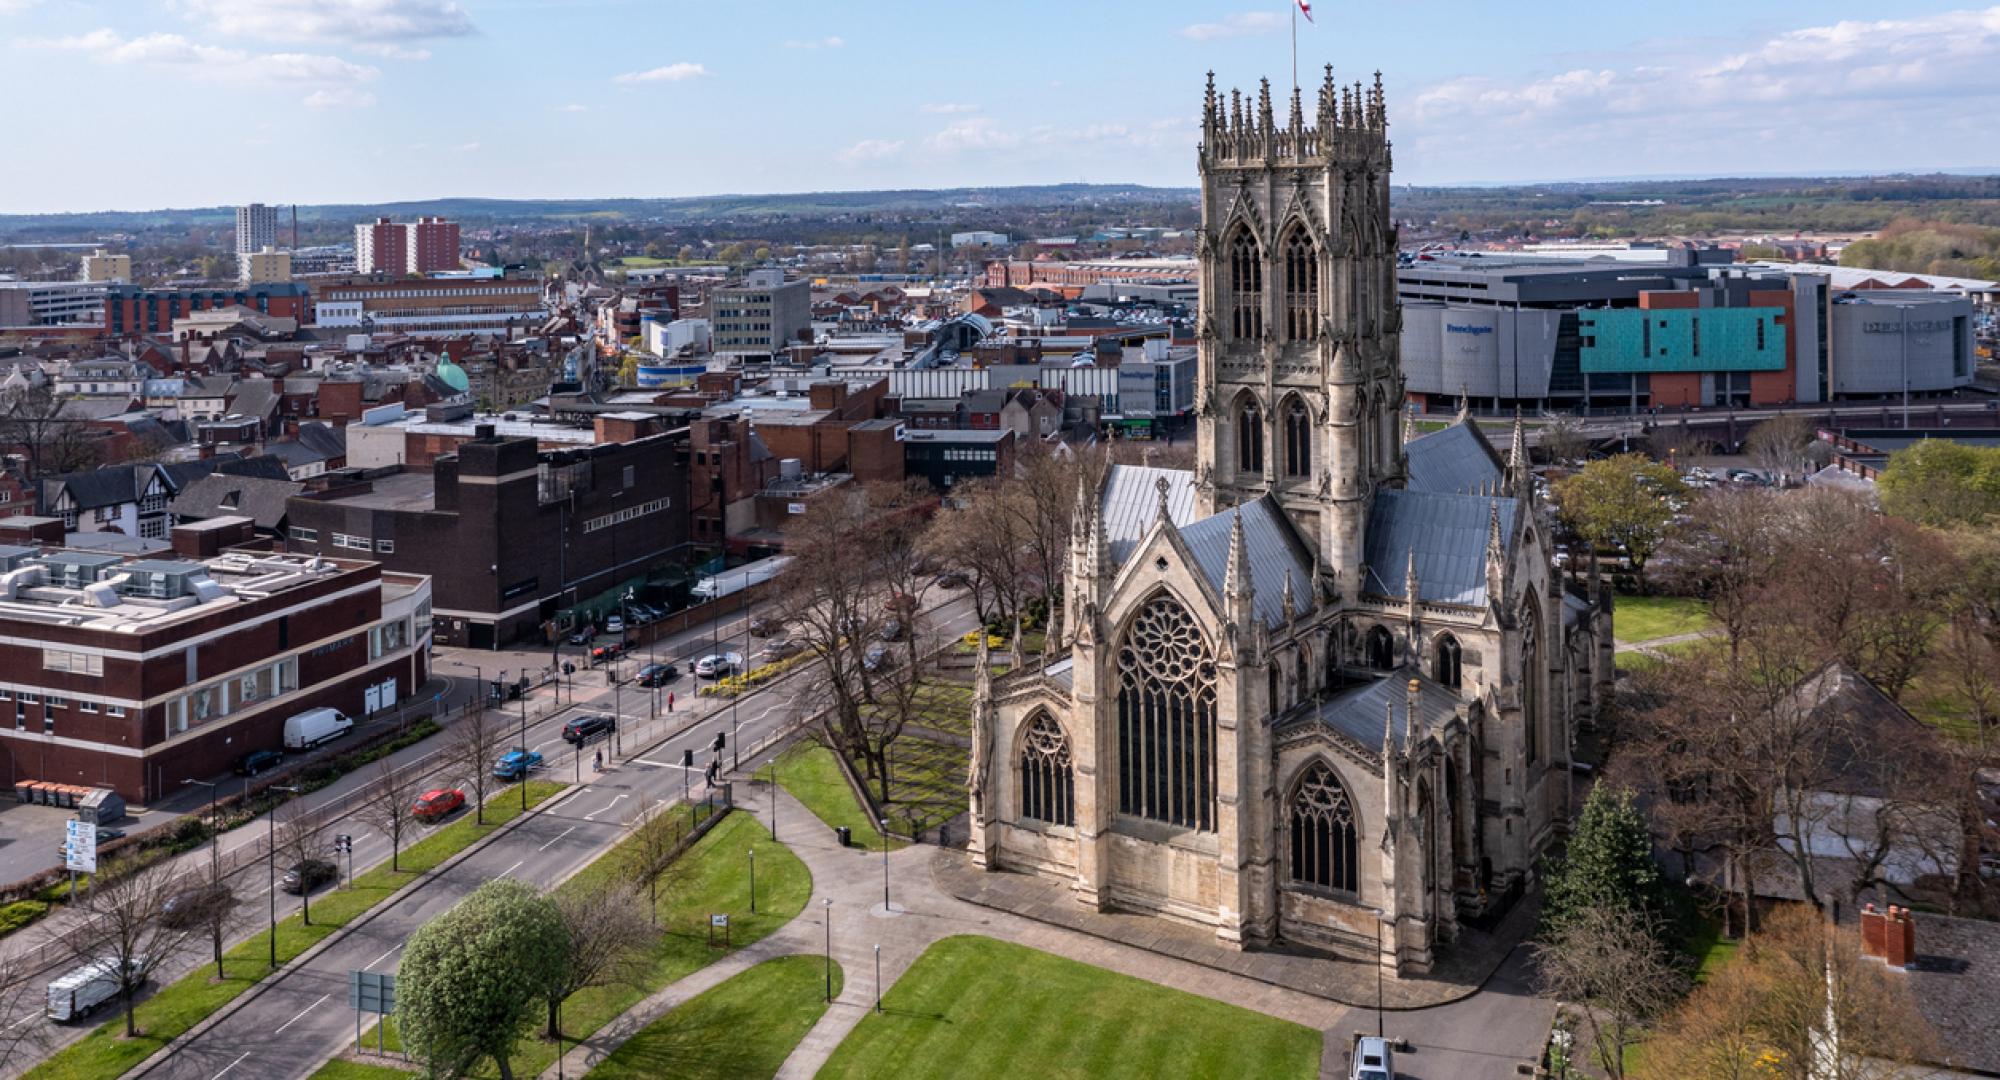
xmin=493 ymin=748 xmax=544 ymax=780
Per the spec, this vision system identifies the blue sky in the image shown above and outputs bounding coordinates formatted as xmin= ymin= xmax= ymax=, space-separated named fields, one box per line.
xmin=2 ymin=0 xmax=1998 ymax=212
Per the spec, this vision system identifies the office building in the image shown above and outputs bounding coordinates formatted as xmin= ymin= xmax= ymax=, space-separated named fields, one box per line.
xmin=313 ymin=275 xmax=545 ymax=337
xmin=79 ymin=251 xmax=131 ymax=284
xmin=0 ymin=280 xmax=108 ymax=328
xmin=235 ymin=203 xmax=278 ymax=258
xmin=711 ymin=270 xmax=810 ymax=357
xmin=102 ymin=283 xmax=310 ymax=337
xmin=0 ymin=518 xmax=432 ymax=801
xmin=239 ymin=247 xmax=292 ymax=286
xmin=354 ymin=217 xmax=461 ymax=276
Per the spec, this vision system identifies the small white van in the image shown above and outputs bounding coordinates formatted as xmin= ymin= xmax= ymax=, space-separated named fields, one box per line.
xmin=47 ymin=958 xmax=137 ymax=1022
xmin=282 ymin=707 xmax=353 ymax=750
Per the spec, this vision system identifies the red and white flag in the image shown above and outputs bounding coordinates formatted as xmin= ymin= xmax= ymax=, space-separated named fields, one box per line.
xmin=1296 ymin=0 xmax=1313 ymax=22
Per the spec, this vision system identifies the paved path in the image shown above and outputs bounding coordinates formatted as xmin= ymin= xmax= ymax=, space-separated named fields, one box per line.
xmin=1613 ymin=629 xmax=1713 ymax=656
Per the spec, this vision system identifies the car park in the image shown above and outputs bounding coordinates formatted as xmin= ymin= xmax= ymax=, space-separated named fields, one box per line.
xmin=234 ymin=749 xmax=284 ymax=776
xmin=281 ymin=858 xmax=337 ymax=894
xmin=563 ymin=714 xmax=617 ymax=745
xmin=636 ymin=662 xmax=680 ymax=687
xmin=412 ymin=788 xmax=466 ymax=821
xmin=493 ymin=748 xmax=543 ymax=780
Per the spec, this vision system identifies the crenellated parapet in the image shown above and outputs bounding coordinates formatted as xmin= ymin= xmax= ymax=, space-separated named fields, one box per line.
xmin=1199 ymin=67 xmax=1390 ymax=172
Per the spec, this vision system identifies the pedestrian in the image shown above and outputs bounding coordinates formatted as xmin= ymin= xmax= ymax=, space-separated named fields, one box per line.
xmin=667 ymin=691 xmax=675 ymax=713
xmin=593 ymin=750 xmax=602 ymax=772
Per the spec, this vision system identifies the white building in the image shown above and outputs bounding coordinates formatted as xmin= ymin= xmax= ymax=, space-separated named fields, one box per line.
xmin=236 ymin=203 xmax=279 ymax=258
xmin=951 ymin=231 xmax=1011 ymax=248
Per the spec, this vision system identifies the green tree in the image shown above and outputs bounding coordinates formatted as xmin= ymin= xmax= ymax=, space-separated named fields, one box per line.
xmin=1877 ymin=439 xmax=2000 ymax=527
xmin=398 ymin=880 xmax=567 ymax=1080
xmin=1556 ymin=453 xmax=1684 ymax=590
xmin=1541 ymin=785 xmax=1662 ymax=935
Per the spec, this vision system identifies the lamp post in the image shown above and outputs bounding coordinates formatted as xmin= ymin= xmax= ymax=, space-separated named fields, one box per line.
xmin=1370 ymin=907 xmax=1387 ymax=1040
xmin=517 ymin=673 xmax=530 ymax=811
xmin=748 ymin=848 xmax=756 ymax=914
xmin=767 ymin=758 xmax=778 ymax=840
xmin=822 ymin=897 xmax=834 ymax=1002
xmin=879 ymin=817 xmax=890 ymax=912
xmin=874 ymin=944 xmax=882 ymax=1013
xmin=267 ymin=784 xmax=301 ymax=969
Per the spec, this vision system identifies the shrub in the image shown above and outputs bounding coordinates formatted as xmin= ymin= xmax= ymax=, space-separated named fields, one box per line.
xmin=0 ymin=899 xmax=49 ymax=937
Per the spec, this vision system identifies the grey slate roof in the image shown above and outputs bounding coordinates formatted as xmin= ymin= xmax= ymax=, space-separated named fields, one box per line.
xmin=1561 ymin=591 xmax=1591 ymax=630
xmin=168 ymin=473 xmax=304 ymax=531
xmin=1404 ymin=421 xmax=1504 ymax=496
xmin=1363 ymin=488 xmax=1518 ymax=608
xmin=1302 ymin=669 xmax=1463 ymax=752
xmin=1178 ymin=495 xmax=1317 ymax=628
xmin=1099 ymin=464 xmax=1197 ymax=566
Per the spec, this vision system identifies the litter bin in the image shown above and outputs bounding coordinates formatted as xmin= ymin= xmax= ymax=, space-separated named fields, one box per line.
xmin=834 ymin=825 xmax=852 ymax=848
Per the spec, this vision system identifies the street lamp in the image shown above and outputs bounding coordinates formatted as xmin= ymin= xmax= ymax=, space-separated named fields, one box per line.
xmin=518 ymin=673 xmax=530 ymax=812
xmin=267 ymin=784 xmax=301 ymax=968
xmin=822 ymin=897 xmax=834 ymax=1003
xmin=748 ymin=848 xmax=756 ymax=914
xmin=879 ymin=817 xmax=890 ymax=912
xmin=874 ymin=944 xmax=882 ymax=1013
xmin=1370 ymin=907 xmax=1388 ymax=1040
xmin=767 ymin=758 xmax=779 ymax=840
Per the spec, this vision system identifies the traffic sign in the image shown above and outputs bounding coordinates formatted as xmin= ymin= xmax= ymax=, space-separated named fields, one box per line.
xmin=348 ymin=970 xmax=396 ymax=1014
xmin=64 ymin=820 xmax=97 ymax=874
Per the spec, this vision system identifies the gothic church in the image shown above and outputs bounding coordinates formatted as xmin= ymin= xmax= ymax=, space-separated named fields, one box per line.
xmin=965 ymin=70 xmax=1613 ymax=973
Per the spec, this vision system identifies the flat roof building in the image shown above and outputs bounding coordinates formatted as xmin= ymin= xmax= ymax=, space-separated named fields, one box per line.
xmin=712 ymin=270 xmax=810 ymax=358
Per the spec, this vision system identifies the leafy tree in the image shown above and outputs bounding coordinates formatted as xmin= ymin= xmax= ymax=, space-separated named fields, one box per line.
xmin=1877 ymin=439 xmax=2000 ymax=527
xmin=1556 ymin=453 xmax=1684 ymax=590
xmin=399 ymin=879 xmax=567 ymax=1080
xmin=1542 ymin=785 xmax=1662 ymax=935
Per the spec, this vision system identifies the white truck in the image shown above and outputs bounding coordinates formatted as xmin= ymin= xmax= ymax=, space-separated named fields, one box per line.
xmin=691 ymin=555 xmax=794 ymax=602
xmin=46 ymin=958 xmax=137 ymax=1022
xmin=282 ymin=707 xmax=353 ymax=750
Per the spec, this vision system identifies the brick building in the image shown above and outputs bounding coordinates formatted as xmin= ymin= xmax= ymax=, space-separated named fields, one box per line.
xmin=0 ymin=518 xmax=432 ymax=801
xmin=354 ymin=217 xmax=461 ymax=276
xmin=103 ymin=284 xmax=311 ymax=337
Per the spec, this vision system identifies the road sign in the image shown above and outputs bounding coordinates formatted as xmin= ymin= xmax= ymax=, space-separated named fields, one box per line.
xmin=710 ymin=913 xmax=728 ymax=928
xmin=348 ymin=970 xmax=396 ymax=1014
xmin=334 ymin=834 xmax=353 ymax=854
xmin=64 ymin=820 xmax=97 ymax=874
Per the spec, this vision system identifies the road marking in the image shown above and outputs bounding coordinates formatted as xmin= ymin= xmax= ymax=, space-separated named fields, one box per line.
xmin=538 ymin=825 xmax=577 ymax=851
xmin=583 ymin=794 xmax=629 ymax=821
xmin=363 ymin=943 xmax=403 ymax=970
xmin=272 ymin=993 xmax=330 ymax=1035
xmin=210 ymin=1051 xmax=253 ymax=1080
xmin=500 ymin=859 xmax=525 ymax=877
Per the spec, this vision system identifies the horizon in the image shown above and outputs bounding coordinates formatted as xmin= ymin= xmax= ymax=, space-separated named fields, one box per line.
xmin=2 ymin=1 xmax=1998 ymax=214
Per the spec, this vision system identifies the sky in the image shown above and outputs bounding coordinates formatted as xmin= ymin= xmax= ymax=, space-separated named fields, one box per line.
xmin=2 ymin=0 xmax=1999 ymax=213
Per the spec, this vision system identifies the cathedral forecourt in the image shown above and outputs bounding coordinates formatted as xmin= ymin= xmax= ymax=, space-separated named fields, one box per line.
xmin=964 ymin=69 xmax=1614 ymax=975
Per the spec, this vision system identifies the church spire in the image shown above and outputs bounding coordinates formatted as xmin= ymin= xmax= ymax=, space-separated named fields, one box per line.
xmin=1382 ymin=698 xmax=1401 ymax=833
xmin=1280 ymin=569 xmax=1296 ymax=623
xmin=1225 ymin=509 xmax=1256 ymax=628
xmin=1405 ymin=678 xmax=1422 ymax=745
xmin=1402 ymin=405 xmax=1417 ymax=446
xmin=1457 ymin=383 xmax=1471 ymax=424
xmin=1484 ymin=500 xmax=1508 ymax=607
xmin=1154 ymin=473 xmax=1173 ymax=526
xmin=1506 ymin=406 xmax=1530 ymax=498
xmin=1257 ymin=78 xmax=1275 ymax=137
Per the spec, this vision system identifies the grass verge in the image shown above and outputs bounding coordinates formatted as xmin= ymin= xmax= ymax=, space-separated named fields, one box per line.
xmin=818 ymin=936 xmax=1322 ymax=1080
xmin=585 ymin=955 xmax=839 ymax=1080
xmin=306 ymin=1061 xmax=416 ymax=1080
xmin=23 ymin=782 xmax=564 ymax=1080
xmin=1612 ymin=593 xmax=1714 ymax=644
xmin=772 ymin=742 xmax=900 ymax=851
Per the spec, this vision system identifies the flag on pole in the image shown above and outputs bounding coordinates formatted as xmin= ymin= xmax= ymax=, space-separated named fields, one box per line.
xmin=1296 ymin=0 xmax=1313 ymax=23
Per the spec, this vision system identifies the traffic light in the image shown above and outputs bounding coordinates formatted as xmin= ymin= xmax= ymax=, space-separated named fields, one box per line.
xmin=681 ymin=748 xmax=694 ymax=769
xmin=712 ymin=731 xmax=725 ymax=752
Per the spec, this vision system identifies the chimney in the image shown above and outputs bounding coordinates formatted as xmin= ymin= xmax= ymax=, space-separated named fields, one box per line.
xmin=1859 ymin=903 xmax=1916 ymax=969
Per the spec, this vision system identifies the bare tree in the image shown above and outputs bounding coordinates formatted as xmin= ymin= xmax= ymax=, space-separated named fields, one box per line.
xmin=357 ymin=759 xmax=421 ymax=872
xmin=1655 ymin=487 xmax=1783 ymax=659
xmin=1744 ymin=413 xmax=1815 ymax=483
xmin=622 ymin=797 xmax=688 ymax=923
xmin=1536 ymin=905 xmax=1687 ymax=1080
xmin=445 ymin=709 xmax=506 ymax=825
xmin=542 ymin=879 xmax=652 ymax=1039
xmin=0 ymin=386 xmax=101 ymax=479
xmin=55 ymin=856 xmax=199 ymax=1037
xmin=1540 ymin=414 xmax=1592 ymax=468
xmin=273 ymin=799 xmax=334 ymax=926
xmin=924 ymin=478 xmax=1030 ymax=629
xmin=0 ymin=950 xmax=50 ymax=1072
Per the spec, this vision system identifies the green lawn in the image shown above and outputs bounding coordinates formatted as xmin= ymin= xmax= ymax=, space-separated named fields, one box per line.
xmin=773 ymin=742 xmax=901 ymax=851
xmin=865 ymin=680 xmax=974 ymax=736
xmin=373 ymin=808 xmax=812 ymax=1079
xmin=24 ymin=782 xmax=566 ymax=1080
xmin=307 ymin=1061 xmax=416 ymax=1080
xmin=817 ymin=937 xmax=1322 ymax=1080
xmin=1612 ymin=593 xmax=1715 ymax=644
xmin=585 ymin=955 xmax=839 ymax=1080
xmin=876 ymin=736 xmax=968 ymax=839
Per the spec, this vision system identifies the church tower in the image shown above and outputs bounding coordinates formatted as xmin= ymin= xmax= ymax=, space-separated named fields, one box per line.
xmin=1194 ymin=68 xmax=1404 ymax=601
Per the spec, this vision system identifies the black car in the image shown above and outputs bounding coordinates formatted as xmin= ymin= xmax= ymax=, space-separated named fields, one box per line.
xmin=563 ymin=713 xmax=618 ymax=745
xmin=566 ymin=626 xmax=595 ymax=646
xmin=281 ymin=858 xmax=337 ymax=895
xmin=234 ymin=749 xmax=284 ymax=777
xmin=160 ymin=883 xmax=234 ymax=929
xmin=636 ymin=663 xmax=679 ymax=688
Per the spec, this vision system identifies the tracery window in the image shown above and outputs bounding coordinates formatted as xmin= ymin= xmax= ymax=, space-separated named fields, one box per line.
xmin=1238 ymin=400 xmax=1265 ymax=476
xmin=1228 ymin=231 xmax=1263 ymax=341
xmin=1365 ymin=625 xmax=1396 ymax=671
xmin=1434 ymin=633 xmax=1462 ymax=690
xmin=1283 ymin=230 xmax=1317 ymax=341
xmin=1522 ymin=599 xmax=1541 ymax=765
xmin=1283 ymin=397 xmax=1312 ymax=478
xmin=1116 ymin=596 xmax=1217 ymax=832
xmin=1289 ymin=762 xmax=1359 ymax=892
xmin=1019 ymin=713 xmax=1074 ymax=826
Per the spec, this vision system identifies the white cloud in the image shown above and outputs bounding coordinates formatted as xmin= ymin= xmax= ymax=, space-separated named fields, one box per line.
xmin=840 ymin=138 xmax=904 ymax=163
xmin=452 ymin=141 xmax=479 ymax=152
xmin=614 ymin=62 xmax=708 ymax=84
xmin=33 ymin=29 xmax=377 ymax=85
xmin=0 ymin=0 xmax=43 ymax=14
xmin=356 ymin=43 xmax=431 ymax=60
xmin=304 ymin=87 xmax=376 ymax=108
xmin=782 ymin=35 xmax=843 ymax=49
xmin=1179 ymin=11 xmax=1283 ymax=41
xmin=928 ymin=117 xmax=1021 ymax=152
xmin=556 ymin=103 xmax=588 ymax=113
xmin=920 ymin=102 xmax=977 ymax=114
xmin=177 ymin=0 xmax=475 ymax=42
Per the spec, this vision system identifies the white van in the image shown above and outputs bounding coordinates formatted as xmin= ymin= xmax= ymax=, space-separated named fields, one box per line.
xmin=282 ymin=707 xmax=353 ymax=750
xmin=47 ymin=958 xmax=136 ymax=1022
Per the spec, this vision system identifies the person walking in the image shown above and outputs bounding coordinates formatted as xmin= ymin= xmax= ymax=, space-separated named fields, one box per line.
xmin=667 ymin=691 xmax=675 ymax=713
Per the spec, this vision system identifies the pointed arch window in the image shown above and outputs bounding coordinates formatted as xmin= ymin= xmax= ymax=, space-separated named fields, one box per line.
xmin=1116 ymin=595 xmax=1218 ymax=832
xmin=1283 ymin=397 xmax=1312 ymax=478
xmin=1238 ymin=399 xmax=1264 ymax=476
xmin=1433 ymin=633 xmax=1462 ymax=690
xmin=1228 ymin=230 xmax=1263 ymax=341
xmin=1289 ymin=761 xmax=1359 ymax=893
xmin=1365 ymin=625 xmax=1395 ymax=671
xmin=1522 ymin=598 xmax=1541 ymax=765
xmin=1019 ymin=713 xmax=1074 ymax=826
xmin=1283 ymin=229 xmax=1318 ymax=342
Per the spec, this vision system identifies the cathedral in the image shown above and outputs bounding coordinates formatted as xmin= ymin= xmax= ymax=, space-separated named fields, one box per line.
xmin=965 ymin=70 xmax=1614 ymax=973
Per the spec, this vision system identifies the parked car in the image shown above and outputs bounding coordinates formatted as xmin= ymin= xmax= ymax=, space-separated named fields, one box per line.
xmin=756 ymin=639 xmax=802 ymax=664
xmin=604 ymin=614 xmax=626 ymax=634
xmin=234 ymin=749 xmax=284 ymax=777
xmin=1350 ymin=1035 xmax=1394 ymax=1080
xmin=934 ymin=571 xmax=968 ymax=589
xmin=636 ymin=662 xmax=680 ymax=687
xmin=694 ymin=653 xmax=743 ymax=679
xmin=160 ymin=883 xmax=233 ymax=929
xmin=566 ymin=626 xmax=595 ymax=646
xmin=877 ymin=619 xmax=905 ymax=642
xmin=563 ymin=714 xmax=617 ymax=745
xmin=884 ymin=592 xmax=918 ymax=615
xmin=632 ymin=604 xmax=663 ymax=624
xmin=863 ymin=644 xmax=892 ymax=673
xmin=589 ymin=642 xmax=628 ymax=666
xmin=748 ymin=614 xmax=779 ymax=637
xmin=280 ymin=858 xmax=337 ymax=895
xmin=493 ymin=748 xmax=544 ymax=781
xmin=411 ymin=788 xmax=466 ymax=822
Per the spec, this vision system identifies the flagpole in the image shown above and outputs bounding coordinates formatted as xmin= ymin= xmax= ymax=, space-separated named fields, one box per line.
xmin=1290 ymin=1 xmax=1298 ymax=94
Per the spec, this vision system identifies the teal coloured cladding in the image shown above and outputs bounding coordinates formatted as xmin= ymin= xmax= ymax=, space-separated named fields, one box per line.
xmin=1578 ymin=307 xmax=1786 ymax=373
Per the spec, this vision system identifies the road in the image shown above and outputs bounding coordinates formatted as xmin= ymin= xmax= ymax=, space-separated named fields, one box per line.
xmin=117 ymin=590 xmax=981 ymax=1080
xmin=0 ymin=587 xmax=980 ymax=1076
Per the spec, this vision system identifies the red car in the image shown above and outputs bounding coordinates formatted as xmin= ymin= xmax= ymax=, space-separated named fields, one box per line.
xmin=412 ymin=788 xmax=466 ymax=822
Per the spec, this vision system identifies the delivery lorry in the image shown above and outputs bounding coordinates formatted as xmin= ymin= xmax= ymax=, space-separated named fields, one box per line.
xmin=47 ymin=958 xmax=139 ymax=1022
xmin=282 ymin=707 xmax=353 ymax=750
xmin=690 ymin=555 xmax=793 ymax=602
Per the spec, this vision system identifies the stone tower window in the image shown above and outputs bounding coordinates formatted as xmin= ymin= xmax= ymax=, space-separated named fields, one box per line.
xmin=1282 ymin=229 xmax=1317 ymax=342
xmin=1116 ymin=595 xmax=1218 ymax=832
xmin=1283 ymin=397 xmax=1312 ymax=478
xmin=1227 ymin=230 xmax=1263 ymax=341
xmin=1433 ymin=633 xmax=1462 ymax=689
xmin=1238 ymin=399 xmax=1264 ymax=476
xmin=1019 ymin=712 xmax=1074 ymax=826
xmin=1289 ymin=761 xmax=1359 ymax=893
